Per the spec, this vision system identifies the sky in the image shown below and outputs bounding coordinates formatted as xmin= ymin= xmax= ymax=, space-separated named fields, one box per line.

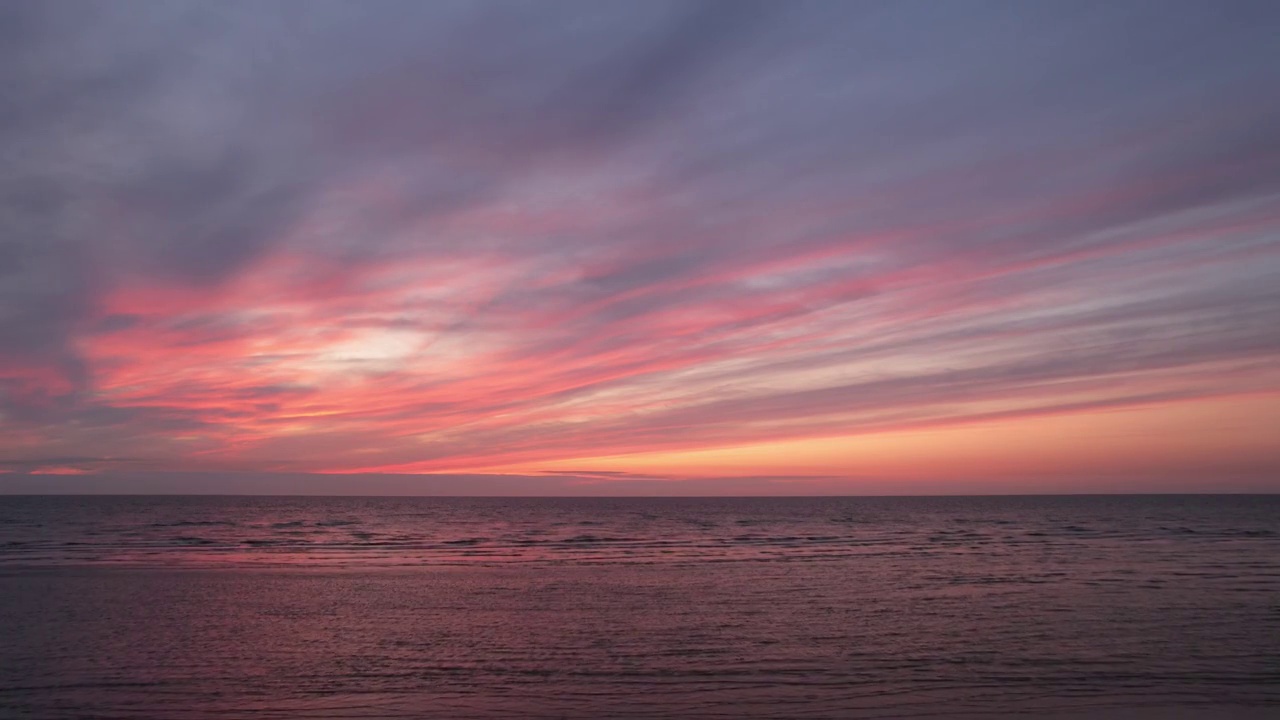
xmin=1 ymin=0 xmax=1279 ymax=495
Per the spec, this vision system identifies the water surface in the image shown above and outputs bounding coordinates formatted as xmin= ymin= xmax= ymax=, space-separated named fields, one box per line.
xmin=2 ymin=495 xmax=1277 ymax=718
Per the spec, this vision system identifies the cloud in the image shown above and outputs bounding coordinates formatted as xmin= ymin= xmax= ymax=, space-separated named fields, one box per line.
xmin=1 ymin=1 xmax=1278 ymax=486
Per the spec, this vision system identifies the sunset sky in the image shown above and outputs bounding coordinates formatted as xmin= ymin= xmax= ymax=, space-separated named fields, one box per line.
xmin=2 ymin=1 xmax=1278 ymax=494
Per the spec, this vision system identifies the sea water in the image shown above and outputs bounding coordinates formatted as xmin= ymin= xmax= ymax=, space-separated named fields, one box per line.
xmin=1 ymin=495 xmax=1277 ymax=718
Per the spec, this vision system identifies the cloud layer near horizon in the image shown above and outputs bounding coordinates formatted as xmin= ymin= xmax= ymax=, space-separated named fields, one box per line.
xmin=2 ymin=1 xmax=1279 ymax=485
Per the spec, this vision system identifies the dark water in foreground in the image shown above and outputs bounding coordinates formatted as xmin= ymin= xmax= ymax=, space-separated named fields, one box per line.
xmin=1 ymin=495 xmax=1278 ymax=719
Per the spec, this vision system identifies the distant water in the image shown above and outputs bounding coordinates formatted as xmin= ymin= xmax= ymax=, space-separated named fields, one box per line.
xmin=1 ymin=495 xmax=1278 ymax=719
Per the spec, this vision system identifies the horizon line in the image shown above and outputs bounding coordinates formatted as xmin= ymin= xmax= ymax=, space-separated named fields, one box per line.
xmin=2 ymin=492 xmax=1276 ymax=499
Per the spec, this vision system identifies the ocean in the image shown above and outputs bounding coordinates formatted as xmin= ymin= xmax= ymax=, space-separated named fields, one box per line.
xmin=1 ymin=495 xmax=1277 ymax=719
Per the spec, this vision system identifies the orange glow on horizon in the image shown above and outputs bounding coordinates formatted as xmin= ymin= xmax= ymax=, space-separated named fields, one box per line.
xmin=472 ymin=393 xmax=1280 ymax=483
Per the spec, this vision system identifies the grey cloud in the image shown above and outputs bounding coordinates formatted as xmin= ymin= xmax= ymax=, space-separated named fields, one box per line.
xmin=72 ymin=403 xmax=215 ymax=432
xmin=0 ymin=0 xmax=776 ymax=417
xmin=0 ymin=2 xmax=318 ymax=413
xmin=234 ymin=384 xmax=318 ymax=400
xmin=0 ymin=470 xmax=866 ymax=496
xmin=86 ymin=314 xmax=142 ymax=334
xmin=0 ymin=456 xmax=139 ymax=470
